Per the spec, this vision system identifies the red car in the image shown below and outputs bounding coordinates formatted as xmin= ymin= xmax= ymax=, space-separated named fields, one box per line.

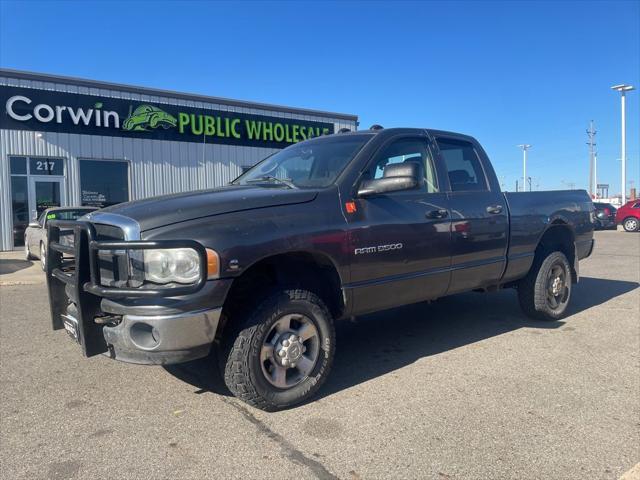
xmin=615 ymin=200 xmax=640 ymax=232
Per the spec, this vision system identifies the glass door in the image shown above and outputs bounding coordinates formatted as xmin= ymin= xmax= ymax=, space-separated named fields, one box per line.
xmin=28 ymin=177 xmax=66 ymax=221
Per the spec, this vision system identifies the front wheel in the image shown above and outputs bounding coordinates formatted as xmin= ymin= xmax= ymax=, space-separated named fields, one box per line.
xmin=518 ymin=251 xmax=572 ymax=321
xmin=40 ymin=242 xmax=47 ymax=271
xmin=24 ymin=242 xmax=34 ymax=261
xmin=221 ymin=289 xmax=335 ymax=411
xmin=623 ymin=217 xmax=639 ymax=232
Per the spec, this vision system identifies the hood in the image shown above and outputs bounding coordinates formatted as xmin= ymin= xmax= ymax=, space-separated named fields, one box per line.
xmin=96 ymin=185 xmax=319 ymax=231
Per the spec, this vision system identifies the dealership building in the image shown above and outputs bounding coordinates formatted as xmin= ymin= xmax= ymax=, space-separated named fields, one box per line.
xmin=0 ymin=69 xmax=358 ymax=251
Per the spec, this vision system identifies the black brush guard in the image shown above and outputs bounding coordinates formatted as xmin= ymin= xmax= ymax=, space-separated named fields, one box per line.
xmin=46 ymin=220 xmax=207 ymax=357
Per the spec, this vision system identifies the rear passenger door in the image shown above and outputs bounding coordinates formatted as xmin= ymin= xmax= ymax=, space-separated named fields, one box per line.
xmin=435 ymin=136 xmax=508 ymax=293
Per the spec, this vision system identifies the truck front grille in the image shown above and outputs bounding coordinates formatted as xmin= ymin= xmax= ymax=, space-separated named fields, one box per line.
xmin=94 ymin=224 xmax=125 ymax=241
xmin=94 ymin=224 xmax=128 ymax=287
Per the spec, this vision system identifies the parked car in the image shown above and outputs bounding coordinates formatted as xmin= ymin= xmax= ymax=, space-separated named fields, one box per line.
xmin=24 ymin=207 xmax=98 ymax=269
xmin=615 ymin=200 xmax=640 ymax=232
xmin=593 ymin=202 xmax=617 ymax=230
xmin=45 ymin=127 xmax=594 ymax=411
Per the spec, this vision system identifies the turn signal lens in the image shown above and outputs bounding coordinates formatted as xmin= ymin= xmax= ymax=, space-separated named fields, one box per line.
xmin=345 ymin=201 xmax=357 ymax=214
xmin=206 ymin=248 xmax=220 ymax=279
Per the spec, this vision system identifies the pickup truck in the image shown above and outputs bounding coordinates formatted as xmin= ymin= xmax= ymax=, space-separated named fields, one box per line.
xmin=46 ymin=127 xmax=595 ymax=411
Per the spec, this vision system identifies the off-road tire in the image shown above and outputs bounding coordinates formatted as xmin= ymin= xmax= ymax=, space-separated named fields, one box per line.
xmin=518 ymin=251 xmax=572 ymax=321
xmin=622 ymin=217 xmax=639 ymax=232
xmin=221 ymin=289 xmax=335 ymax=411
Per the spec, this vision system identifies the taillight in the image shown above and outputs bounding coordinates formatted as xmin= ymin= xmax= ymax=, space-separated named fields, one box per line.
xmin=604 ymin=208 xmax=610 ymax=215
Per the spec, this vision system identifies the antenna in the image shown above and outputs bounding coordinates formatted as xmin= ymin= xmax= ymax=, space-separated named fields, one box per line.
xmin=587 ymin=120 xmax=596 ymax=197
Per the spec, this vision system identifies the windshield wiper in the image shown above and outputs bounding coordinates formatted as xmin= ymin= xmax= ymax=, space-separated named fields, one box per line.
xmin=245 ymin=176 xmax=297 ymax=189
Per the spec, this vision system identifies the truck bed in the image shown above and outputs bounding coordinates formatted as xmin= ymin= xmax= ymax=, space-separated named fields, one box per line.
xmin=502 ymin=189 xmax=594 ymax=283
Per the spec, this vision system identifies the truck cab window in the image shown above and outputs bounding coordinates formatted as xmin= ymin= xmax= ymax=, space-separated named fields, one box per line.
xmin=370 ymin=139 xmax=438 ymax=193
xmin=437 ymin=139 xmax=488 ymax=192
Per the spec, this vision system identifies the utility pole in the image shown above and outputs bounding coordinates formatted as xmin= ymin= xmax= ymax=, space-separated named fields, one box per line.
xmin=587 ymin=120 xmax=596 ymax=197
xmin=517 ymin=144 xmax=531 ymax=192
xmin=611 ymin=84 xmax=635 ymax=204
xmin=594 ymin=151 xmax=598 ymax=199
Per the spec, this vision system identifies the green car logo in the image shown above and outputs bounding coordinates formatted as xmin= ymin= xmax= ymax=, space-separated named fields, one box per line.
xmin=122 ymin=104 xmax=178 ymax=131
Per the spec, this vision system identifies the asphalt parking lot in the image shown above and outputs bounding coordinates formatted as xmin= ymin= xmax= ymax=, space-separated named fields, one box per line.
xmin=1 ymin=230 xmax=638 ymax=480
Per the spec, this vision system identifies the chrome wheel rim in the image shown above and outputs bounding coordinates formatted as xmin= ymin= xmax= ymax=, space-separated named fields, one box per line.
xmin=546 ymin=263 xmax=569 ymax=310
xmin=24 ymin=243 xmax=29 ymax=258
xmin=40 ymin=244 xmax=46 ymax=269
xmin=625 ymin=219 xmax=638 ymax=231
xmin=260 ymin=313 xmax=320 ymax=389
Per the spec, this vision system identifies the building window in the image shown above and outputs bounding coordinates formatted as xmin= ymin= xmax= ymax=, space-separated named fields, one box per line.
xmin=10 ymin=177 xmax=29 ymax=247
xmin=80 ymin=160 xmax=130 ymax=208
xmin=10 ymin=156 xmax=27 ymax=175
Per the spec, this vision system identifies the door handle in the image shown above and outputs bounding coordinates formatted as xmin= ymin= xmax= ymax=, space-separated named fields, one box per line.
xmin=426 ymin=209 xmax=449 ymax=219
xmin=486 ymin=205 xmax=503 ymax=214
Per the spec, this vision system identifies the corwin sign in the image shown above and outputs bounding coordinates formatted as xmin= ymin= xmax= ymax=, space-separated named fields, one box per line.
xmin=0 ymin=86 xmax=335 ymax=148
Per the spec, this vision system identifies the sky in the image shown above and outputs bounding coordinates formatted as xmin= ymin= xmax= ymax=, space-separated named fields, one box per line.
xmin=1 ymin=0 xmax=638 ymax=194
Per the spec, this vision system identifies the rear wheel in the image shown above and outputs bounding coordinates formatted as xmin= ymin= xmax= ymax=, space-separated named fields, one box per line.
xmin=518 ymin=251 xmax=572 ymax=321
xmin=221 ymin=289 xmax=335 ymax=411
xmin=623 ymin=217 xmax=639 ymax=232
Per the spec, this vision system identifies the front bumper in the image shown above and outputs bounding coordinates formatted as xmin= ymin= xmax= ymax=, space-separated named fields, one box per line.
xmin=597 ymin=218 xmax=616 ymax=229
xmin=102 ymin=307 xmax=222 ymax=365
xmin=45 ymin=218 xmax=229 ymax=365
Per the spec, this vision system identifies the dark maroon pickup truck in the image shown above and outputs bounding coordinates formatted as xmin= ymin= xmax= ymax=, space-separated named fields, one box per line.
xmin=46 ymin=127 xmax=595 ymax=410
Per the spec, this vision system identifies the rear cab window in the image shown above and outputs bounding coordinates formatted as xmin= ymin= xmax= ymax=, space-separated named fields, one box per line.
xmin=436 ymin=138 xmax=488 ymax=192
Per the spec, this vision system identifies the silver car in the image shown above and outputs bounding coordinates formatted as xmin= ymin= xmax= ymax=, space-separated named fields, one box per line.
xmin=24 ymin=207 xmax=98 ymax=270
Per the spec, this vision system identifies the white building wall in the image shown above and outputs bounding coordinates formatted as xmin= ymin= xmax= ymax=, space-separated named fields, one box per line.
xmin=0 ymin=75 xmax=357 ymax=250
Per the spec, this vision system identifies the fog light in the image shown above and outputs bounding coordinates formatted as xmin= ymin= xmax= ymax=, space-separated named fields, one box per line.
xmin=129 ymin=322 xmax=160 ymax=350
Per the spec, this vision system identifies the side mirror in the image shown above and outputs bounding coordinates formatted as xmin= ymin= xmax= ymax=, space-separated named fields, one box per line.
xmin=357 ymin=162 xmax=419 ymax=197
xmin=28 ymin=222 xmax=40 ymax=228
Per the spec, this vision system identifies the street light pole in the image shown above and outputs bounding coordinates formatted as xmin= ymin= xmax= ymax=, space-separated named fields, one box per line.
xmin=517 ymin=144 xmax=531 ymax=192
xmin=611 ymin=84 xmax=635 ymax=204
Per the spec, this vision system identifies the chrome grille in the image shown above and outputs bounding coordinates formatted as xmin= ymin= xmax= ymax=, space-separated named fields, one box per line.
xmin=94 ymin=224 xmax=127 ymax=287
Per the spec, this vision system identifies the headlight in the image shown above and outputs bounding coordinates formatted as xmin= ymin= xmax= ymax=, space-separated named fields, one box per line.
xmin=143 ymin=248 xmax=201 ymax=284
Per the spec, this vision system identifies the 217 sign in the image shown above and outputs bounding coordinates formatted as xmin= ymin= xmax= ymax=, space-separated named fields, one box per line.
xmin=29 ymin=158 xmax=64 ymax=175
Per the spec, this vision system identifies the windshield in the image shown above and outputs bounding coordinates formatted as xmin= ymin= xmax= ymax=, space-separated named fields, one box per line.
xmin=233 ymin=135 xmax=371 ymax=188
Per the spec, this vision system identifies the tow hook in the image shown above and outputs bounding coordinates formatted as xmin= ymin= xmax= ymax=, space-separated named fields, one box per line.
xmin=94 ymin=314 xmax=122 ymax=326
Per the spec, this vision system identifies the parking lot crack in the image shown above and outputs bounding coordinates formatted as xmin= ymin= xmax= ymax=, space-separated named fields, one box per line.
xmin=221 ymin=398 xmax=339 ymax=480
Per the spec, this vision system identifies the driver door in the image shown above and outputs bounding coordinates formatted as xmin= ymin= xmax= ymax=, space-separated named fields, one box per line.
xmin=346 ymin=135 xmax=452 ymax=315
